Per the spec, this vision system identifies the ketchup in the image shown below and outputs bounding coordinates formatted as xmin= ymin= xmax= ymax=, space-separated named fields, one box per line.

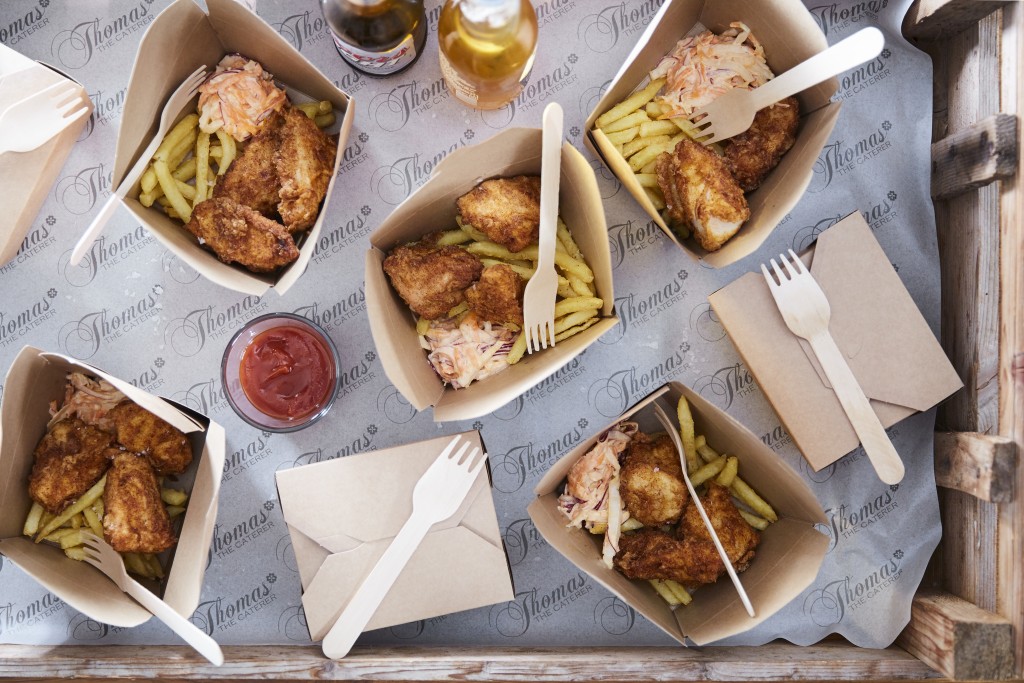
xmin=239 ymin=325 xmax=334 ymax=420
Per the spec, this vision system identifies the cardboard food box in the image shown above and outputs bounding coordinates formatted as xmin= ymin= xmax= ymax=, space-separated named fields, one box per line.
xmin=528 ymin=382 xmax=828 ymax=645
xmin=110 ymin=0 xmax=354 ymax=296
xmin=0 ymin=46 xmax=92 ymax=267
xmin=584 ymin=0 xmax=842 ymax=268
xmin=366 ymin=128 xmax=618 ymax=422
xmin=708 ymin=212 xmax=963 ymax=471
xmin=0 ymin=346 xmax=226 ymax=627
xmin=276 ymin=431 xmax=514 ymax=642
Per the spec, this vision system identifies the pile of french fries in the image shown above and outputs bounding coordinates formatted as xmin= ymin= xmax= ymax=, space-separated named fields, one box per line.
xmin=22 ymin=476 xmax=189 ymax=580
xmin=138 ymin=100 xmax=335 ymax=224
xmin=593 ymin=78 xmax=725 ymax=239
xmin=416 ymin=216 xmax=602 ymax=364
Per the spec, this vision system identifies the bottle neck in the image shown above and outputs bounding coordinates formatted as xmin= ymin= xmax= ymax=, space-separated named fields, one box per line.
xmin=456 ymin=0 xmax=521 ymax=41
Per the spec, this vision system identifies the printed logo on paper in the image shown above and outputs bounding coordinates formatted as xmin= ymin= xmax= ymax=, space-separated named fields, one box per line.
xmin=274 ymin=9 xmax=328 ymax=52
xmin=577 ymin=0 xmax=663 ymax=53
xmin=823 ymin=484 xmax=901 ymax=552
xmin=222 ymin=432 xmax=274 ymax=483
xmin=51 ymin=5 xmax=157 ymax=69
xmin=337 ymin=133 xmax=370 ymax=176
xmin=0 ymin=4 xmax=48 ymax=47
xmin=161 ymin=251 xmax=201 ymax=285
xmin=689 ymin=303 xmax=726 ymax=343
xmin=191 ymin=573 xmax=279 ymax=634
xmin=802 ymin=549 xmax=904 ymax=626
xmin=608 ymin=219 xmax=661 ymax=268
xmin=376 ymin=385 xmax=418 ymax=424
xmin=590 ymin=158 xmax=622 ymax=200
xmin=279 ymin=605 xmax=308 ymax=641
xmin=863 ymin=190 xmax=899 ymax=231
xmin=171 ymin=377 xmax=230 ymax=416
xmin=791 ymin=214 xmax=843 ymax=252
xmin=587 ymin=346 xmax=690 ymax=417
xmin=489 ymin=573 xmax=591 ymax=637
xmin=537 ymin=0 xmax=576 ymax=28
xmin=56 ymin=285 xmax=161 ymax=359
xmin=293 ymin=284 xmax=365 ymax=330
xmin=800 ymin=457 xmax=838 ymax=483
xmin=503 ymin=518 xmax=547 ymax=566
xmin=68 ymin=614 xmax=127 ymax=641
xmin=808 ymin=0 xmax=887 ymax=36
xmin=59 ymin=226 xmax=155 ymax=287
xmin=478 ymin=56 xmax=580 ymax=129
xmin=810 ymin=121 xmax=894 ymax=193
xmin=88 ymin=85 xmax=128 ymax=133
xmin=0 ymin=593 xmax=64 ymax=638
xmin=163 ymin=295 xmax=268 ymax=357
xmin=335 ymin=70 xmax=366 ymax=96
xmin=277 ymin=424 xmax=377 ymax=469
xmin=602 ymin=269 xmax=689 ymax=343
xmin=594 ymin=596 xmax=635 ymax=635
xmin=333 ymin=351 xmax=378 ymax=401
xmin=760 ymin=424 xmax=793 ymax=453
xmin=208 ymin=500 xmax=277 ymax=564
xmin=0 ymin=289 xmax=56 ymax=350
xmin=54 ymin=162 xmax=112 ymax=215
xmin=369 ymin=129 xmax=475 ymax=204
xmin=835 ymin=49 xmax=892 ymax=102
xmin=693 ymin=361 xmax=756 ymax=410
xmin=0 ymin=217 xmax=57 ymax=276
xmin=369 ymin=77 xmax=450 ymax=132
xmin=520 ymin=355 xmax=588 ymax=407
xmin=127 ymin=357 xmax=166 ymax=393
xmin=492 ymin=419 xmax=588 ymax=493
xmin=275 ymin=534 xmax=298 ymax=574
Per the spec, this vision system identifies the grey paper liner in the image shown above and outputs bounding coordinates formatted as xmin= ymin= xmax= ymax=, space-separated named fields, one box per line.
xmin=0 ymin=0 xmax=938 ymax=650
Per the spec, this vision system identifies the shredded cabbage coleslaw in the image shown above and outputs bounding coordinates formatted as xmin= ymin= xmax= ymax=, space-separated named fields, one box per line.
xmin=48 ymin=372 xmax=126 ymax=432
xmin=421 ymin=313 xmax=519 ymax=389
xmin=198 ymin=54 xmax=288 ymax=141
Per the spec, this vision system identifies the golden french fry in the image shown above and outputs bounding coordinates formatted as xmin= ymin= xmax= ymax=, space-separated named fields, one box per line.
xmin=173 ymin=157 xmax=197 ymax=182
xmin=554 ymin=317 xmax=600 ymax=342
xmin=446 ymin=302 xmax=469 ymax=318
xmin=454 ymin=217 xmax=491 ymax=242
xmin=645 ymin=101 xmax=663 ymax=117
xmin=596 ymin=78 xmax=665 ymax=129
xmin=416 ymin=317 xmax=431 ymax=335
xmin=740 ymin=510 xmax=770 ymax=531
xmin=83 ymin=506 xmax=103 ymax=537
xmin=297 ymin=101 xmax=320 ymax=118
xmin=640 ymin=159 xmax=659 ymax=174
xmin=555 ymin=309 xmax=599 ymax=335
xmin=554 ymin=296 xmax=603 ymax=318
xmin=142 ymin=554 xmax=165 ymax=579
xmin=59 ymin=530 xmax=84 ymax=550
xmin=640 ymin=120 xmax=680 ymax=138
xmin=435 ymin=229 xmax=472 ymax=246
xmin=166 ymin=505 xmax=186 ymax=519
xmin=91 ymin=498 xmax=104 ymax=518
xmin=314 ymin=112 xmax=336 ymax=128
xmin=689 ymin=456 xmax=727 ymax=486
xmin=155 ymin=159 xmax=192 ymax=223
xmin=635 ymin=173 xmax=660 ymax=189
xmin=623 ymin=133 xmax=670 ymax=159
xmin=154 ymin=114 xmax=199 ymax=162
xmin=589 ymin=523 xmax=608 ymax=535
xmin=731 ymin=477 xmax=778 ymax=522
xmin=64 ymin=547 xmax=88 ymax=561
xmin=167 ymin=130 xmax=197 ymax=169
xmin=663 ymin=579 xmax=693 ymax=605
xmin=43 ymin=528 xmax=78 ymax=543
xmin=649 ymin=579 xmax=681 ymax=606
xmin=621 ymin=517 xmax=644 ymax=531
xmin=123 ymin=552 xmax=153 ymax=579
xmin=605 ymin=126 xmax=639 ymax=146
xmin=141 ymin=167 xmax=159 ymax=194
xmin=716 ymin=456 xmax=739 ymax=487
xmin=644 ymin=187 xmax=666 ymax=210
xmin=194 ymin=131 xmax=210 ymax=205
xmin=557 ymin=279 xmax=576 ymax=299
xmin=161 ymin=488 xmax=188 ymax=506
xmin=506 ymin=333 xmax=528 ymax=364
xmin=209 ymin=145 xmax=222 ymax=158
xmin=629 ymin=132 xmax=685 ymax=172
xmin=70 ymin=513 xmax=82 ymax=529
xmin=601 ymin=110 xmax=650 ymax=134
xmin=556 ymin=219 xmax=583 ymax=261
xmin=36 ymin=476 xmax=106 ymax=541
xmin=23 ymin=502 xmax=43 ymax=536
xmin=215 ymin=130 xmax=235 ymax=175
xmin=676 ymin=396 xmax=699 ymax=473
xmin=569 ymin=275 xmax=594 ymax=297
xmin=466 ymin=242 xmax=594 ymax=282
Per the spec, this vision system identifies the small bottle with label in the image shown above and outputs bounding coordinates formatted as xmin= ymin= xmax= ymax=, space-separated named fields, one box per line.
xmin=438 ymin=0 xmax=538 ymax=110
xmin=321 ymin=0 xmax=427 ymax=77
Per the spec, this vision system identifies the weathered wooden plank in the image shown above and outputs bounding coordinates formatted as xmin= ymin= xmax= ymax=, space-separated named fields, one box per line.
xmin=931 ymin=113 xmax=1018 ymax=200
xmin=898 ymin=590 xmax=1013 ymax=680
xmin=904 ymin=0 xmax=1010 ymax=40
xmin=998 ymin=2 xmax=1024 ymax=677
xmin=0 ymin=643 xmax=942 ymax=681
xmin=934 ymin=431 xmax=1017 ymax=502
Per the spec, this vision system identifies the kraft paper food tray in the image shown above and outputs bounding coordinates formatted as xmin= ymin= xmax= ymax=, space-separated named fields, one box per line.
xmin=528 ymin=382 xmax=828 ymax=646
xmin=584 ymin=0 xmax=842 ymax=268
xmin=276 ymin=430 xmax=514 ymax=641
xmin=0 ymin=345 xmax=226 ymax=628
xmin=365 ymin=127 xmax=618 ymax=422
xmin=109 ymin=0 xmax=354 ymax=296
xmin=0 ymin=48 xmax=92 ymax=268
xmin=708 ymin=212 xmax=963 ymax=471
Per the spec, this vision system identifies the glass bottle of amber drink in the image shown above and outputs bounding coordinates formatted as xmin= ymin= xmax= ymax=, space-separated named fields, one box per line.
xmin=321 ymin=0 xmax=427 ymax=76
xmin=437 ymin=0 xmax=538 ymax=110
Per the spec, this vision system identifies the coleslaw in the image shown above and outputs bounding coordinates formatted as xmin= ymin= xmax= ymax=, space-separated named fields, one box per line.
xmin=48 ymin=372 xmax=126 ymax=432
xmin=198 ymin=54 xmax=288 ymax=141
xmin=420 ymin=312 xmax=519 ymax=389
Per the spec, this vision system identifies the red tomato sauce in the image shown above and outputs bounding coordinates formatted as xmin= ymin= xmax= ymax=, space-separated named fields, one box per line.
xmin=239 ymin=325 xmax=334 ymax=420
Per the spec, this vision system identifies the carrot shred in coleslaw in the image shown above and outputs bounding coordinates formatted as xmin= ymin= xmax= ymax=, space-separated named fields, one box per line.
xmin=421 ymin=312 xmax=519 ymax=389
xmin=198 ymin=54 xmax=288 ymax=141
xmin=650 ymin=22 xmax=775 ymax=119
xmin=48 ymin=372 xmax=126 ymax=432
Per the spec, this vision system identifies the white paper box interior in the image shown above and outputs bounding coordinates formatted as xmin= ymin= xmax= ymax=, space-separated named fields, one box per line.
xmin=584 ymin=0 xmax=842 ymax=268
xmin=275 ymin=431 xmax=514 ymax=641
xmin=528 ymin=382 xmax=828 ymax=646
xmin=108 ymin=0 xmax=354 ymax=296
xmin=0 ymin=346 xmax=226 ymax=628
xmin=366 ymin=128 xmax=618 ymax=422
xmin=0 ymin=47 xmax=93 ymax=267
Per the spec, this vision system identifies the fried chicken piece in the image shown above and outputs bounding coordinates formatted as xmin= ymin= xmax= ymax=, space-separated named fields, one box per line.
xmin=724 ymin=96 xmax=800 ymax=192
xmin=108 ymin=400 xmax=192 ymax=475
xmin=656 ymin=139 xmax=750 ymax=252
xmin=28 ymin=418 xmax=113 ymax=514
xmin=456 ymin=175 xmax=541 ymax=253
xmin=620 ymin=433 xmax=688 ymax=526
xmin=102 ymin=449 xmax=176 ymax=554
xmin=185 ymin=197 xmax=299 ymax=273
xmin=679 ymin=483 xmax=760 ymax=572
xmin=614 ymin=484 xmax=760 ymax=585
xmin=383 ymin=238 xmax=484 ymax=320
xmin=464 ymin=263 xmax=525 ymax=325
xmin=213 ymin=112 xmax=284 ymax=218
xmin=276 ymin=107 xmax=337 ymax=233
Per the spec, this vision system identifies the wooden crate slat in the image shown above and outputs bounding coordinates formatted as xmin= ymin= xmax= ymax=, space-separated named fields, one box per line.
xmin=904 ymin=0 xmax=1010 ymax=40
xmin=931 ymin=113 xmax=1019 ymax=200
xmin=998 ymin=1 xmax=1024 ymax=677
xmin=934 ymin=431 xmax=1018 ymax=502
xmin=0 ymin=643 xmax=942 ymax=681
xmin=897 ymin=590 xmax=1014 ymax=680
